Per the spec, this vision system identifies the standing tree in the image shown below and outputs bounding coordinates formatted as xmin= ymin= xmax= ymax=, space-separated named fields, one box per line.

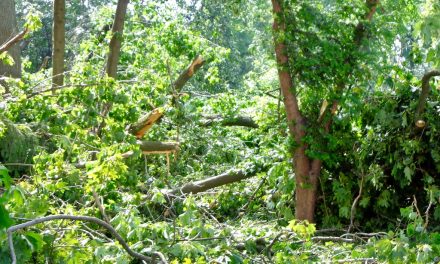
xmin=0 ymin=0 xmax=21 ymax=79
xmin=52 ymin=0 xmax=66 ymax=92
xmin=106 ymin=0 xmax=129 ymax=78
xmin=97 ymin=0 xmax=130 ymax=136
xmin=271 ymin=0 xmax=379 ymax=222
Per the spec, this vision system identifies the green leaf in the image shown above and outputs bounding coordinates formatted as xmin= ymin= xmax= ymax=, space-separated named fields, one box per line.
xmin=0 ymin=204 xmax=13 ymax=228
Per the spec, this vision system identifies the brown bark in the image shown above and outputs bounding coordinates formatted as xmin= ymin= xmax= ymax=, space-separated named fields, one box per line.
xmin=271 ymin=0 xmax=315 ymax=222
xmin=0 ymin=28 xmax=28 ymax=53
xmin=138 ymin=141 xmax=179 ymax=154
xmin=52 ymin=0 xmax=66 ymax=93
xmin=0 ymin=0 xmax=21 ymax=79
xmin=173 ymin=55 xmax=205 ymax=92
xmin=97 ymin=0 xmax=130 ymax=137
xmin=202 ymin=115 xmax=259 ymax=128
xmin=170 ymin=169 xmax=255 ymax=195
xmin=415 ymin=70 xmax=440 ymax=127
xmin=106 ymin=0 xmax=129 ymax=78
xmin=271 ymin=0 xmax=379 ymax=222
xmin=129 ymin=108 xmax=164 ymax=139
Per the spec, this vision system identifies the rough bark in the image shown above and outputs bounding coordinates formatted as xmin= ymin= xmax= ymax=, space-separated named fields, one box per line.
xmin=0 ymin=0 xmax=21 ymax=79
xmin=415 ymin=70 xmax=440 ymax=127
xmin=106 ymin=0 xmax=129 ymax=78
xmin=202 ymin=115 xmax=259 ymax=128
xmin=52 ymin=0 xmax=66 ymax=93
xmin=138 ymin=141 xmax=179 ymax=154
xmin=129 ymin=108 xmax=164 ymax=139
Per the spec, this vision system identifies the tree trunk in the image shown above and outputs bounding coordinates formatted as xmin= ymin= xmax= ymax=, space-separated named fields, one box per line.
xmin=271 ymin=0 xmax=317 ymax=222
xmin=0 ymin=0 xmax=21 ymax=79
xmin=271 ymin=0 xmax=379 ymax=222
xmin=52 ymin=0 xmax=66 ymax=93
xmin=97 ymin=0 xmax=130 ymax=137
xmin=106 ymin=0 xmax=130 ymax=78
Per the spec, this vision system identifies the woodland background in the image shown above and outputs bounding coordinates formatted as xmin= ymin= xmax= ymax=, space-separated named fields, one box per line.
xmin=1 ymin=0 xmax=440 ymax=263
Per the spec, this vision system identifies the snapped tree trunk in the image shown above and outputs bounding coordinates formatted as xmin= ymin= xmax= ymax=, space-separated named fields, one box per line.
xmin=0 ymin=0 xmax=21 ymax=80
xmin=129 ymin=108 xmax=164 ymax=139
xmin=52 ymin=0 xmax=66 ymax=93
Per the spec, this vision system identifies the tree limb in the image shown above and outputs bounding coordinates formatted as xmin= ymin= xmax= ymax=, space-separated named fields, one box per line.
xmin=170 ymin=170 xmax=252 ymax=195
xmin=0 ymin=28 xmax=29 ymax=53
xmin=129 ymin=108 xmax=164 ymax=139
xmin=415 ymin=70 xmax=440 ymax=127
xmin=173 ymin=55 xmax=205 ymax=93
xmin=7 ymin=214 xmax=166 ymax=264
xmin=201 ymin=115 xmax=259 ymax=128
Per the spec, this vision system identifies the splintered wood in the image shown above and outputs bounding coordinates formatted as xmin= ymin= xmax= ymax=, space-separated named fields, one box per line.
xmin=129 ymin=108 xmax=164 ymax=139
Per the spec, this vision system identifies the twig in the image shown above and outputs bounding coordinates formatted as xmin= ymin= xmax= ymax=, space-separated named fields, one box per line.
xmin=424 ymin=190 xmax=433 ymax=230
xmin=7 ymin=214 xmax=166 ymax=264
xmin=412 ymin=195 xmax=422 ymax=218
xmin=92 ymin=190 xmax=111 ymax=223
xmin=27 ymin=83 xmax=100 ymax=98
xmin=334 ymin=258 xmax=376 ymax=263
xmin=311 ymin=236 xmax=355 ymax=243
xmin=348 ymin=172 xmax=364 ymax=233
xmin=239 ymin=174 xmax=269 ymax=213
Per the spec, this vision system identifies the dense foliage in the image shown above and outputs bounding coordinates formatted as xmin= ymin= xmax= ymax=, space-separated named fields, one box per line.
xmin=1 ymin=0 xmax=440 ymax=263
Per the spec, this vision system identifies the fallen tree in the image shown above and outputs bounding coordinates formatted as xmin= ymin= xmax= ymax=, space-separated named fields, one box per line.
xmin=202 ymin=115 xmax=259 ymax=128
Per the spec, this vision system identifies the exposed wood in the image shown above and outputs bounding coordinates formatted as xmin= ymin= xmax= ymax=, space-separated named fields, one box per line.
xmin=129 ymin=108 xmax=164 ymax=138
xmin=173 ymin=55 xmax=205 ymax=92
xmin=138 ymin=141 xmax=179 ymax=153
xmin=52 ymin=0 xmax=66 ymax=93
xmin=202 ymin=115 xmax=259 ymax=128
xmin=415 ymin=70 xmax=440 ymax=127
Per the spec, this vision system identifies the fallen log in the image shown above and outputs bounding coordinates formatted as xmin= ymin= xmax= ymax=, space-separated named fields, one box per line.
xmin=170 ymin=169 xmax=257 ymax=195
xmin=202 ymin=115 xmax=259 ymax=128
xmin=138 ymin=140 xmax=179 ymax=154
